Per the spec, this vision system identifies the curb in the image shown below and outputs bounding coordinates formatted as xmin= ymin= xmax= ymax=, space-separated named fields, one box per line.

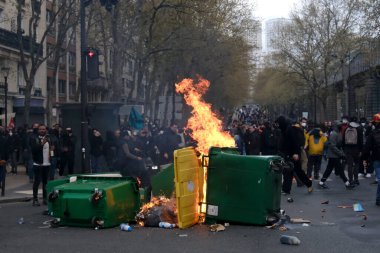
xmin=0 ymin=197 xmax=32 ymax=204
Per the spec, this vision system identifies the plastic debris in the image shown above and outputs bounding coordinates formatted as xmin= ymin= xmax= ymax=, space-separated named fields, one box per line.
xmin=179 ymin=234 xmax=188 ymax=237
xmin=120 ymin=223 xmax=133 ymax=232
xmin=358 ymin=214 xmax=367 ymax=220
xmin=18 ymin=217 xmax=24 ymax=225
xmin=290 ymin=218 xmax=311 ymax=224
xmin=361 ymin=224 xmax=366 ymax=228
xmin=321 ymin=222 xmax=336 ymax=226
xmin=353 ymin=203 xmax=364 ymax=212
xmin=287 ymin=197 xmax=294 ymax=203
xmin=158 ymin=222 xmax=176 ymax=229
xmin=210 ymin=224 xmax=225 ymax=232
xmin=280 ymin=235 xmax=301 ymax=245
xmin=337 ymin=205 xmax=351 ymax=209
xmin=321 ymin=200 xmax=329 ymax=204
xmin=302 ymin=223 xmax=310 ymax=227
xmin=224 ymin=223 xmax=230 ymax=227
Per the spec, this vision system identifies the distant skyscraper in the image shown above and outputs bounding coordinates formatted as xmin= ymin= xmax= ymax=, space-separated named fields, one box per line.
xmin=265 ymin=18 xmax=290 ymax=52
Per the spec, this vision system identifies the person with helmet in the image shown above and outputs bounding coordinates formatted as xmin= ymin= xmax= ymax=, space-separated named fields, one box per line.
xmin=362 ymin=113 xmax=380 ymax=206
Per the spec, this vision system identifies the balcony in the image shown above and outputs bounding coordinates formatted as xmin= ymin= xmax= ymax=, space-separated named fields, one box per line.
xmin=0 ymin=27 xmax=43 ymax=56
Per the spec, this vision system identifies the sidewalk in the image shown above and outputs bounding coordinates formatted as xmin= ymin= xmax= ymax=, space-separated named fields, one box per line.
xmin=0 ymin=165 xmax=34 ymax=204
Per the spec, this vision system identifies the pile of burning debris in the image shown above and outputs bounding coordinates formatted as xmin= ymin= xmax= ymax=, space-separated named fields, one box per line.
xmin=135 ymin=196 xmax=178 ymax=227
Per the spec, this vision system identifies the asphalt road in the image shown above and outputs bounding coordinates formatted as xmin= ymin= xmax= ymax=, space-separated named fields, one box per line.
xmin=0 ymin=175 xmax=379 ymax=253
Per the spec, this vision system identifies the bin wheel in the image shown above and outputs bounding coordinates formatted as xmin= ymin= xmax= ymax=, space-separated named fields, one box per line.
xmin=91 ymin=192 xmax=102 ymax=204
xmin=266 ymin=213 xmax=280 ymax=225
xmin=48 ymin=191 xmax=59 ymax=202
xmin=50 ymin=219 xmax=60 ymax=228
xmin=91 ymin=217 xmax=104 ymax=228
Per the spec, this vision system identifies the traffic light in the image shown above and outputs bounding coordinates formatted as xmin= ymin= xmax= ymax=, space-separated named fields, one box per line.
xmin=85 ymin=48 xmax=99 ymax=80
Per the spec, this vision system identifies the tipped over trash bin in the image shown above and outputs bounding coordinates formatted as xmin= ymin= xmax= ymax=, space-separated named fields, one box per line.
xmin=47 ymin=175 xmax=141 ymax=228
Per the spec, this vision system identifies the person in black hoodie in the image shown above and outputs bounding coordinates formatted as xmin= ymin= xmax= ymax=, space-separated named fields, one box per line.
xmin=30 ymin=125 xmax=52 ymax=206
xmin=363 ymin=113 xmax=380 ymax=206
xmin=244 ymin=124 xmax=261 ymax=155
xmin=158 ymin=122 xmax=181 ymax=165
xmin=276 ymin=116 xmax=313 ymax=195
xmin=261 ymin=121 xmax=280 ymax=155
xmin=59 ymin=128 xmax=77 ymax=176
xmin=89 ymin=128 xmax=104 ymax=173
xmin=0 ymin=127 xmax=8 ymax=196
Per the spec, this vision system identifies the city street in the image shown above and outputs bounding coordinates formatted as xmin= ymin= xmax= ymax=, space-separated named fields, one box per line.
xmin=1 ymin=175 xmax=379 ymax=253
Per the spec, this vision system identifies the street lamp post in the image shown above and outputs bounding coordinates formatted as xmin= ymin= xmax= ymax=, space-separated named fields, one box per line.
xmin=1 ymin=67 xmax=10 ymax=128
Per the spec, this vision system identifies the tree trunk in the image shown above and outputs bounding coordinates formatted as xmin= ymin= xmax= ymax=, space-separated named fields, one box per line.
xmin=24 ymin=79 xmax=33 ymax=125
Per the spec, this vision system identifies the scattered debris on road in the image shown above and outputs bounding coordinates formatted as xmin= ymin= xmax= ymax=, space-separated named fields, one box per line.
xmin=210 ymin=224 xmax=225 ymax=232
xmin=290 ymin=218 xmax=311 ymax=224
xmin=280 ymin=235 xmax=301 ymax=245
xmin=337 ymin=205 xmax=351 ymax=209
xmin=353 ymin=203 xmax=364 ymax=212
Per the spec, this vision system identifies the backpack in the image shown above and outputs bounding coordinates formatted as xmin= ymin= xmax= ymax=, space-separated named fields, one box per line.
xmin=345 ymin=127 xmax=358 ymax=145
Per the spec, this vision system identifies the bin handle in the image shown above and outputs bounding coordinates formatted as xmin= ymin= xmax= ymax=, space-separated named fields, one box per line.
xmin=269 ymin=160 xmax=284 ymax=173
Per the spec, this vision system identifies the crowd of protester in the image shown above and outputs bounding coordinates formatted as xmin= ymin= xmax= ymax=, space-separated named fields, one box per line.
xmin=227 ymin=105 xmax=380 ymax=207
xmin=1 ymin=104 xmax=379 ymax=208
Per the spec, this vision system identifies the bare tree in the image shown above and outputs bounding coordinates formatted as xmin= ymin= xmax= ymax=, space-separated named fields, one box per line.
xmin=274 ymin=0 xmax=364 ymax=121
xmin=16 ymin=0 xmax=79 ymax=124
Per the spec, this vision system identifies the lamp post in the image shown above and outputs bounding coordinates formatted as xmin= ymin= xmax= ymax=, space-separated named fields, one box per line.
xmin=1 ymin=67 xmax=10 ymax=128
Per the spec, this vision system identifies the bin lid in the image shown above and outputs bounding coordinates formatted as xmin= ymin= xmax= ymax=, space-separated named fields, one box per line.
xmin=174 ymin=147 xmax=202 ymax=229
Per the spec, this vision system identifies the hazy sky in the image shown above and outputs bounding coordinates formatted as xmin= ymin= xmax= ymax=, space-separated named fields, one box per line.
xmin=252 ymin=0 xmax=300 ymax=20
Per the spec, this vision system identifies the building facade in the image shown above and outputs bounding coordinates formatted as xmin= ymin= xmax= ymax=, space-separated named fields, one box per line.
xmin=0 ymin=0 xmax=47 ymax=127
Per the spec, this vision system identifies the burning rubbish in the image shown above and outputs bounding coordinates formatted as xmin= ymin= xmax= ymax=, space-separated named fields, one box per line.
xmin=135 ymin=196 xmax=177 ymax=227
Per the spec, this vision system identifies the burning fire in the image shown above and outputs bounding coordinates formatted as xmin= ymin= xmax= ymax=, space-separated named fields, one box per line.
xmin=175 ymin=77 xmax=235 ymax=155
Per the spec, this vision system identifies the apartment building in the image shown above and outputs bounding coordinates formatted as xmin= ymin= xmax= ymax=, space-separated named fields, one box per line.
xmin=0 ymin=0 xmax=47 ymax=126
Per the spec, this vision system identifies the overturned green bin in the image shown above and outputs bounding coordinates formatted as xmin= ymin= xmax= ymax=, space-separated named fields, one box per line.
xmin=205 ymin=147 xmax=283 ymax=225
xmin=47 ymin=175 xmax=141 ymax=228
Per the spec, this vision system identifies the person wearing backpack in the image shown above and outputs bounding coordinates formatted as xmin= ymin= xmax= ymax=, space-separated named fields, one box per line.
xmin=362 ymin=113 xmax=380 ymax=206
xmin=318 ymin=122 xmax=355 ymax=189
xmin=343 ymin=117 xmax=363 ymax=186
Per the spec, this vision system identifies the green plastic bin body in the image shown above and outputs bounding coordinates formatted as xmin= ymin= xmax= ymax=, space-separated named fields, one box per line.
xmin=48 ymin=176 xmax=140 ymax=228
xmin=205 ymin=147 xmax=282 ymax=225
xmin=46 ymin=178 xmax=71 ymax=213
xmin=151 ymin=164 xmax=175 ymax=198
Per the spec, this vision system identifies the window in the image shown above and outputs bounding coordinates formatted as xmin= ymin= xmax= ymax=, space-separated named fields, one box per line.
xmin=0 ymin=9 xmax=4 ymax=29
xmin=17 ymin=63 xmax=25 ymax=87
xmin=67 ymin=27 xmax=76 ymax=45
xmin=68 ymin=52 xmax=75 ymax=66
xmin=47 ymin=44 xmax=55 ymax=61
xmin=58 ymin=80 xmax=66 ymax=95
xmin=46 ymin=10 xmax=55 ymax=35
xmin=69 ymin=82 xmax=76 ymax=96
xmin=60 ymin=51 xmax=66 ymax=64
xmin=128 ymin=59 xmax=133 ymax=75
xmin=108 ymin=49 xmax=113 ymax=69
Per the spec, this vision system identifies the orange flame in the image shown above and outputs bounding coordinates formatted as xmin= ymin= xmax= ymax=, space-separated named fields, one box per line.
xmin=175 ymin=77 xmax=235 ymax=155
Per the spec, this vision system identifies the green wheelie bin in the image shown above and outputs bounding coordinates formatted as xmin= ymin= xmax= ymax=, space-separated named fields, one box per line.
xmin=205 ymin=147 xmax=283 ymax=225
xmin=48 ymin=175 xmax=141 ymax=228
